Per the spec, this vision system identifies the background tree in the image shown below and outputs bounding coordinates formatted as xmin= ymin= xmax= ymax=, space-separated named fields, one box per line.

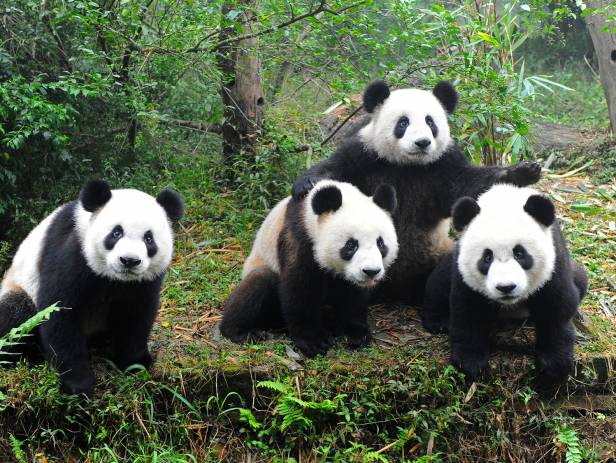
xmin=584 ymin=0 xmax=616 ymax=132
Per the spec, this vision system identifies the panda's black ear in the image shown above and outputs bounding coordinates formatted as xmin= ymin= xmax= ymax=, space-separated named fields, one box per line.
xmin=80 ymin=180 xmax=112 ymax=212
xmin=373 ymin=184 xmax=397 ymax=214
xmin=363 ymin=80 xmax=390 ymax=113
xmin=524 ymin=194 xmax=555 ymax=227
xmin=157 ymin=188 xmax=184 ymax=223
xmin=433 ymin=81 xmax=458 ymax=114
xmin=452 ymin=197 xmax=480 ymax=231
xmin=312 ymin=185 xmax=342 ymax=215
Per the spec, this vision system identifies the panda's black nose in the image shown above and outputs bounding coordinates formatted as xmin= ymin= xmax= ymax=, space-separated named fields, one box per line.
xmin=415 ymin=138 xmax=431 ymax=149
xmin=120 ymin=257 xmax=142 ymax=268
xmin=363 ymin=268 xmax=381 ymax=277
xmin=496 ymin=284 xmax=516 ymax=294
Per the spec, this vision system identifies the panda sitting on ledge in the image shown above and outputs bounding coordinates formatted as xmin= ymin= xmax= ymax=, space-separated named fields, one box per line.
xmin=293 ymin=80 xmax=543 ymax=304
xmin=0 ymin=180 xmax=184 ymax=397
xmin=422 ymin=184 xmax=588 ymax=386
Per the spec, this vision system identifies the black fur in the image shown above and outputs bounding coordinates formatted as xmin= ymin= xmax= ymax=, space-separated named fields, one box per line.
xmin=524 ymin=194 xmax=555 ymax=227
xmin=372 ymin=184 xmax=397 ymax=214
xmin=422 ymin=217 xmax=587 ymax=388
xmin=432 ymin=81 xmax=458 ymax=114
xmin=80 ymin=180 xmax=112 ymax=212
xmin=220 ymin=197 xmax=373 ymax=357
xmin=363 ymin=80 xmax=390 ymax=113
xmin=156 ymin=188 xmax=184 ymax=223
xmin=452 ymin=197 xmax=480 ymax=231
xmin=291 ymin=118 xmax=541 ymax=303
xmin=312 ymin=185 xmax=343 ymax=215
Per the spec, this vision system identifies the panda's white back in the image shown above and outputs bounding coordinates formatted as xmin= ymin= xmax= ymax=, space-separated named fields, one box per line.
xmin=243 ymin=197 xmax=290 ymax=277
xmin=0 ymin=206 xmax=64 ymax=305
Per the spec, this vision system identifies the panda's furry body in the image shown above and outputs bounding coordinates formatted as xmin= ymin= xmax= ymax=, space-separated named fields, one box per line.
xmin=422 ymin=184 xmax=588 ymax=386
xmin=220 ymin=180 xmax=399 ymax=357
xmin=293 ymin=81 xmax=542 ymax=303
xmin=0 ymin=180 xmax=184 ymax=397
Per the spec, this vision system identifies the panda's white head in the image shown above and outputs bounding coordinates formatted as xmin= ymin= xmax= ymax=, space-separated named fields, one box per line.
xmin=358 ymin=80 xmax=457 ymax=165
xmin=303 ymin=181 xmax=399 ymax=288
xmin=75 ymin=180 xmax=184 ymax=282
xmin=453 ymin=184 xmax=557 ymax=305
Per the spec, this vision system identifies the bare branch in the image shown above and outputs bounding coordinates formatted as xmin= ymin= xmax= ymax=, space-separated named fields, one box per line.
xmin=158 ymin=117 xmax=223 ymax=134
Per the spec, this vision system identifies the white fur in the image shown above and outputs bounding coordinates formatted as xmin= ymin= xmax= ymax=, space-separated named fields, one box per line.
xmin=0 ymin=208 xmax=62 ymax=304
xmin=457 ymin=184 xmax=556 ymax=305
xmin=359 ymin=88 xmax=453 ymax=165
xmin=76 ymin=189 xmax=175 ymax=282
xmin=243 ymin=197 xmax=289 ymax=276
xmin=303 ymin=180 xmax=399 ymax=288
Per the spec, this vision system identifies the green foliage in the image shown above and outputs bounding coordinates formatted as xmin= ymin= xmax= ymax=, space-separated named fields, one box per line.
xmin=9 ymin=433 xmax=26 ymax=463
xmin=0 ymin=304 xmax=61 ymax=359
xmin=257 ymin=379 xmax=343 ymax=432
xmin=557 ymin=426 xmax=583 ymax=463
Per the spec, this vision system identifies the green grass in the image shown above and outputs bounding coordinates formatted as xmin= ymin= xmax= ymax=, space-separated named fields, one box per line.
xmin=528 ymin=60 xmax=609 ymax=130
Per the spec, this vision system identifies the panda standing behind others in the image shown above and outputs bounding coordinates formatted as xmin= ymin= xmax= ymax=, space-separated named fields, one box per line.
xmin=293 ymin=80 xmax=543 ymax=304
xmin=422 ymin=184 xmax=588 ymax=386
xmin=220 ymin=180 xmax=399 ymax=357
xmin=0 ymin=180 xmax=184 ymax=397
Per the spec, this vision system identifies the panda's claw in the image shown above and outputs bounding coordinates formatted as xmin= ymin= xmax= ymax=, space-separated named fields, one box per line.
xmin=511 ymin=161 xmax=542 ymax=186
xmin=293 ymin=333 xmax=332 ymax=358
xmin=534 ymin=351 xmax=573 ymax=389
xmin=450 ymin=346 xmax=489 ymax=380
xmin=421 ymin=314 xmax=449 ymax=334
xmin=291 ymin=176 xmax=315 ymax=200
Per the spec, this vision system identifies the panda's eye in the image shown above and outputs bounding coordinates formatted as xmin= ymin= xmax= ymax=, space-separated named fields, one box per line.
xmin=513 ymin=245 xmax=525 ymax=261
xmin=425 ymin=115 xmax=435 ymax=128
xmin=112 ymin=226 xmax=123 ymax=239
xmin=483 ymin=249 xmax=493 ymax=263
xmin=397 ymin=116 xmax=409 ymax=129
xmin=144 ymin=231 xmax=154 ymax=244
xmin=376 ymin=236 xmax=388 ymax=257
xmin=340 ymin=238 xmax=359 ymax=261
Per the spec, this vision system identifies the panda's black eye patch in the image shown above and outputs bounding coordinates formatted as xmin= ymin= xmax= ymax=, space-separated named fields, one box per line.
xmin=376 ymin=236 xmax=388 ymax=258
xmin=394 ymin=116 xmax=409 ymax=139
xmin=513 ymin=244 xmax=533 ymax=270
xmin=144 ymin=230 xmax=158 ymax=257
xmin=425 ymin=115 xmax=438 ymax=138
xmin=340 ymin=238 xmax=359 ymax=261
xmin=104 ymin=225 xmax=124 ymax=250
xmin=477 ymin=248 xmax=493 ymax=275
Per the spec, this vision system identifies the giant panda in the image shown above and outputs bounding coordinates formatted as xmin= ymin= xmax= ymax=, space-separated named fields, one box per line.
xmin=292 ymin=80 xmax=542 ymax=303
xmin=220 ymin=180 xmax=399 ymax=357
xmin=0 ymin=180 xmax=184 ymax=397
xmin=422 ymin=184 xmax=588 ymax=386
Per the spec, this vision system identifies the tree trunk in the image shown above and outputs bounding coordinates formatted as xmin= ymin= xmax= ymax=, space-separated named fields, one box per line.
xmin=585 ymin=2 xmax=616 ymax=132
xmin=218 ymin=1 xmax=265 ymax=160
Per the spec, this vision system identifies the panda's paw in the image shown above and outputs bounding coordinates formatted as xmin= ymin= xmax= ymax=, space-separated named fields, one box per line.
xmin=292 ymin=333 xmax=332 ymax=358
xmin=292 ymin=176 xmax=315 ymax=200
xmin=345 ymin=324 xmax=373 ymax=349
xmin=450 ymin=346 xmax=489 ymax=380
xmin=421 ymin=313 xmax=449 ymax=334
xmin=60 ymin=373 xmax=94 ymax=399
xmin=535 ymin=352 xmax=573 ymax=389
xmin=511 ymin=161 xmax=542 ymax=186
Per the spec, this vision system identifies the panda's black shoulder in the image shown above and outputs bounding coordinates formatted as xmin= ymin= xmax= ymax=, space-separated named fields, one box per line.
xmin=434 ymin=141 xmax=471 ymax=169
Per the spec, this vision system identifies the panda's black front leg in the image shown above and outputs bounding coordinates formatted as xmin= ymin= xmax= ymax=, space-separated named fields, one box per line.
xmin=449 ymin=279 xmax=494 ymax=380
xmin=422 ymin=254 xmax=454 ymax=334
xmin=457 ymin=161 xmax=541 ymax=200
xmin=533 ymin=318 xmax=575 ymax=388
xmin=330 ymin=279 xmax=372 ymax=348
xmin=279 ymin=268 xmax=331 ymax=357
xmin=110 ymin=282 xmax=161 ymax=371
xmin=38 ymin=310 xmax=94 ymax=397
